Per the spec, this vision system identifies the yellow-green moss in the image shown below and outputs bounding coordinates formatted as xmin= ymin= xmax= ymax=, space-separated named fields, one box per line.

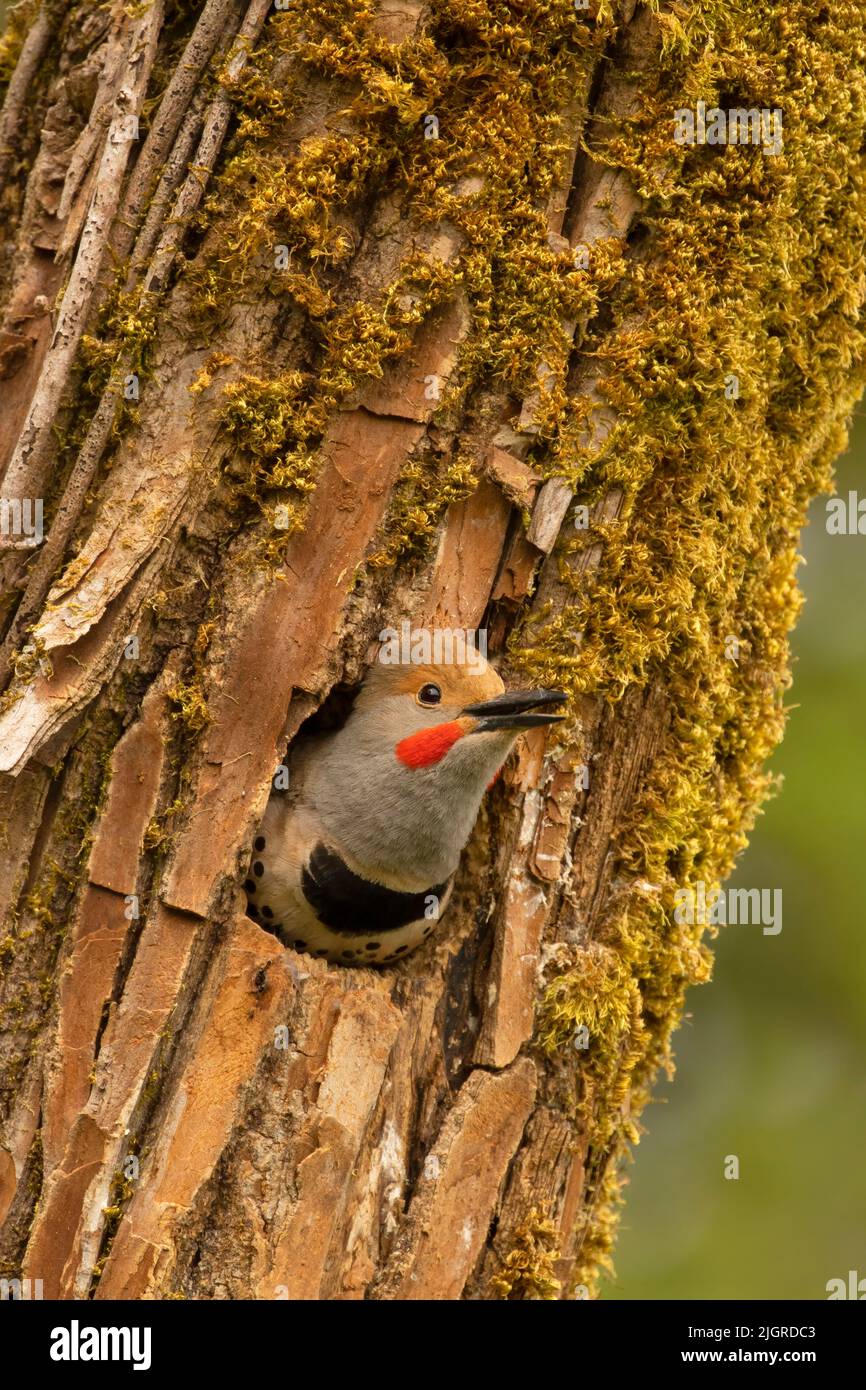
xmin=537 ymin=941 xmax=649 ymax=1143
xmin=142 ymin=796 xmax=187 ymax=851
xmin=79 ymin=285 xmax=158 ymax=399
xmin=0 ymin=0 xmax=40 ymax=93
xmin=500 ymin=0 xmax=866 ymax=1294
xmin=1 ymin=636 xmax=51 ymax=713
xmin=167 ymin=679 xmax=209 ymax=731
xmin=367 ymin=450 xmax=478 ymax=567
xmin=489 ymin=1206 xmax=562 ymax=1300
xmin=569 ymin=1159 xmax=625 ymax=1297
xmin=167 ymin=622 xmax=214 ymax=732
xmin=216 ymin=370 xmax=319 ymax=537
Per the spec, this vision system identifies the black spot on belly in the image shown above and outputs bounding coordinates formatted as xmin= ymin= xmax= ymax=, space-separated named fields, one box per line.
xmin=244 ymin=879 xmax=256 ymax=894
xmin=301 ymin=842 xmax=450 ymax=937
xmin=254 ymin=836 xmax=266 ymax=851
xmin=262 ymin=905 xmax=273 ymax=918
xmin=253 ymin=861 xmax=264 ymax=877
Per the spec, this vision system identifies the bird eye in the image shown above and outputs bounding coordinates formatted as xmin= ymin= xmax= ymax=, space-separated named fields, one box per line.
xmin=417 ymin=682 xmax=442 ymax=707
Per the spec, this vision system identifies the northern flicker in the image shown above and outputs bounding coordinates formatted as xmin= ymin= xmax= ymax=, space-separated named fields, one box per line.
xmin=244 ymin=653 xmax=565 ymax=965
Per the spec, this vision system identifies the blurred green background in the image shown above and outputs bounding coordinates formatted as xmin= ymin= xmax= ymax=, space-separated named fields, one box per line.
xmin=604 ymin=419 xmax=866 ymax=1301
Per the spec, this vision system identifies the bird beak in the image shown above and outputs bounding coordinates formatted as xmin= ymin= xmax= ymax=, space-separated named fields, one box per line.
xmin=461 ymin=688 xmax=567 ymax=734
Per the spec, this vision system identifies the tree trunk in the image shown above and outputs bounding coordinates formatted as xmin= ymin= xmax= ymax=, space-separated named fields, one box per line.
xmin=0 ymin=0 xmax=863 ymax=1300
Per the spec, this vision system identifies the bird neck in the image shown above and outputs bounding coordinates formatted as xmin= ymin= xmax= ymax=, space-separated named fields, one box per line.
xmin=305 ymin=715 xmax=513 ymax=890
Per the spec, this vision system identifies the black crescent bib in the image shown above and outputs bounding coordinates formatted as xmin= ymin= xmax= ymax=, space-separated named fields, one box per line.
xmin=301 ymin=841 xmax=450 ymax=937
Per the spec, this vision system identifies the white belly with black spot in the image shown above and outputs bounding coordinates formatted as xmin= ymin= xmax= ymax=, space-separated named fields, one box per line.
xmin=244 ymin=797 xmax=453 ymax=966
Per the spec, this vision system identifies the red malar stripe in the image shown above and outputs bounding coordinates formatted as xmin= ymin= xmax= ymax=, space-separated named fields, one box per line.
xmin=396 ymin=721 xmax=465 ymax=769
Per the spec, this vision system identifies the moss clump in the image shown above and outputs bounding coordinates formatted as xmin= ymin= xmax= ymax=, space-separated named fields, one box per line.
xmin=490 ymin=1207 xmax=562 ymax=1300
xmin=142 ymin=796 xmax=187 ymax=851
xmin=188 ymin=352 xmax=235 ymax=396
xmin=0 ymin=0 xmax=40 ymax=93
xmin=537 ymin=941 xmax=649 ymax=1147
xmin=220 ymin=371 xmax=309 ymax=459
xmin=367 ymin=450 xmax=478 ymax=568
xmin=217 ymin=371 xmax=319 ymax=538
xmin=1 ymin=637 xmax=51 ymax=712
xmin=168 ymin=623 xmax=215 ymax=732
xmin=167 ymin=679 xmax=209 ymax=732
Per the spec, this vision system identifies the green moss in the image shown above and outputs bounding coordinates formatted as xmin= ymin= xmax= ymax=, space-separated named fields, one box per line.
xmin=140 ymin=1064 xmax=164 ymax=1109
xmin=499 ymin=0 xmax=866 ymax=1294
xmin=167 ymin=679 xmax=210 ymax=732
xmin=167 ymin=622 xmax=214 ymax=732
xmin=367 ymin=450 xmax=478 ymax=568
xmin=569 ymin=1159 xmax=624 ymax=1297
xmin=537 ymin=941 xmax=648 ymax=1142
xmin=142 ymin=796 xmax=187 ymax=851
xmin=489 ymin=1206 xmax=562 ymax=1300
xmin=216 ymin=370 xmax=319 ymax=537
xmin=206 ymin=249 xmax=464 ymax=550
xmin=79 ymin=285 xmax=158 ymax=399
xmin=0 ymin=0 xmax=40 ymax=94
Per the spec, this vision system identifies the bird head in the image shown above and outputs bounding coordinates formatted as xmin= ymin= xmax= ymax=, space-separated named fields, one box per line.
xmin=352 ymin=652 xmax=566 ymax=784
xmin=307 ymin=652 xmax=566 ymax=887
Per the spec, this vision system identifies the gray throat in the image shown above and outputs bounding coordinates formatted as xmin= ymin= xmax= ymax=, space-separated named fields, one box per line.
xmin=304 ymin=720 xmax=515 ymax=890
